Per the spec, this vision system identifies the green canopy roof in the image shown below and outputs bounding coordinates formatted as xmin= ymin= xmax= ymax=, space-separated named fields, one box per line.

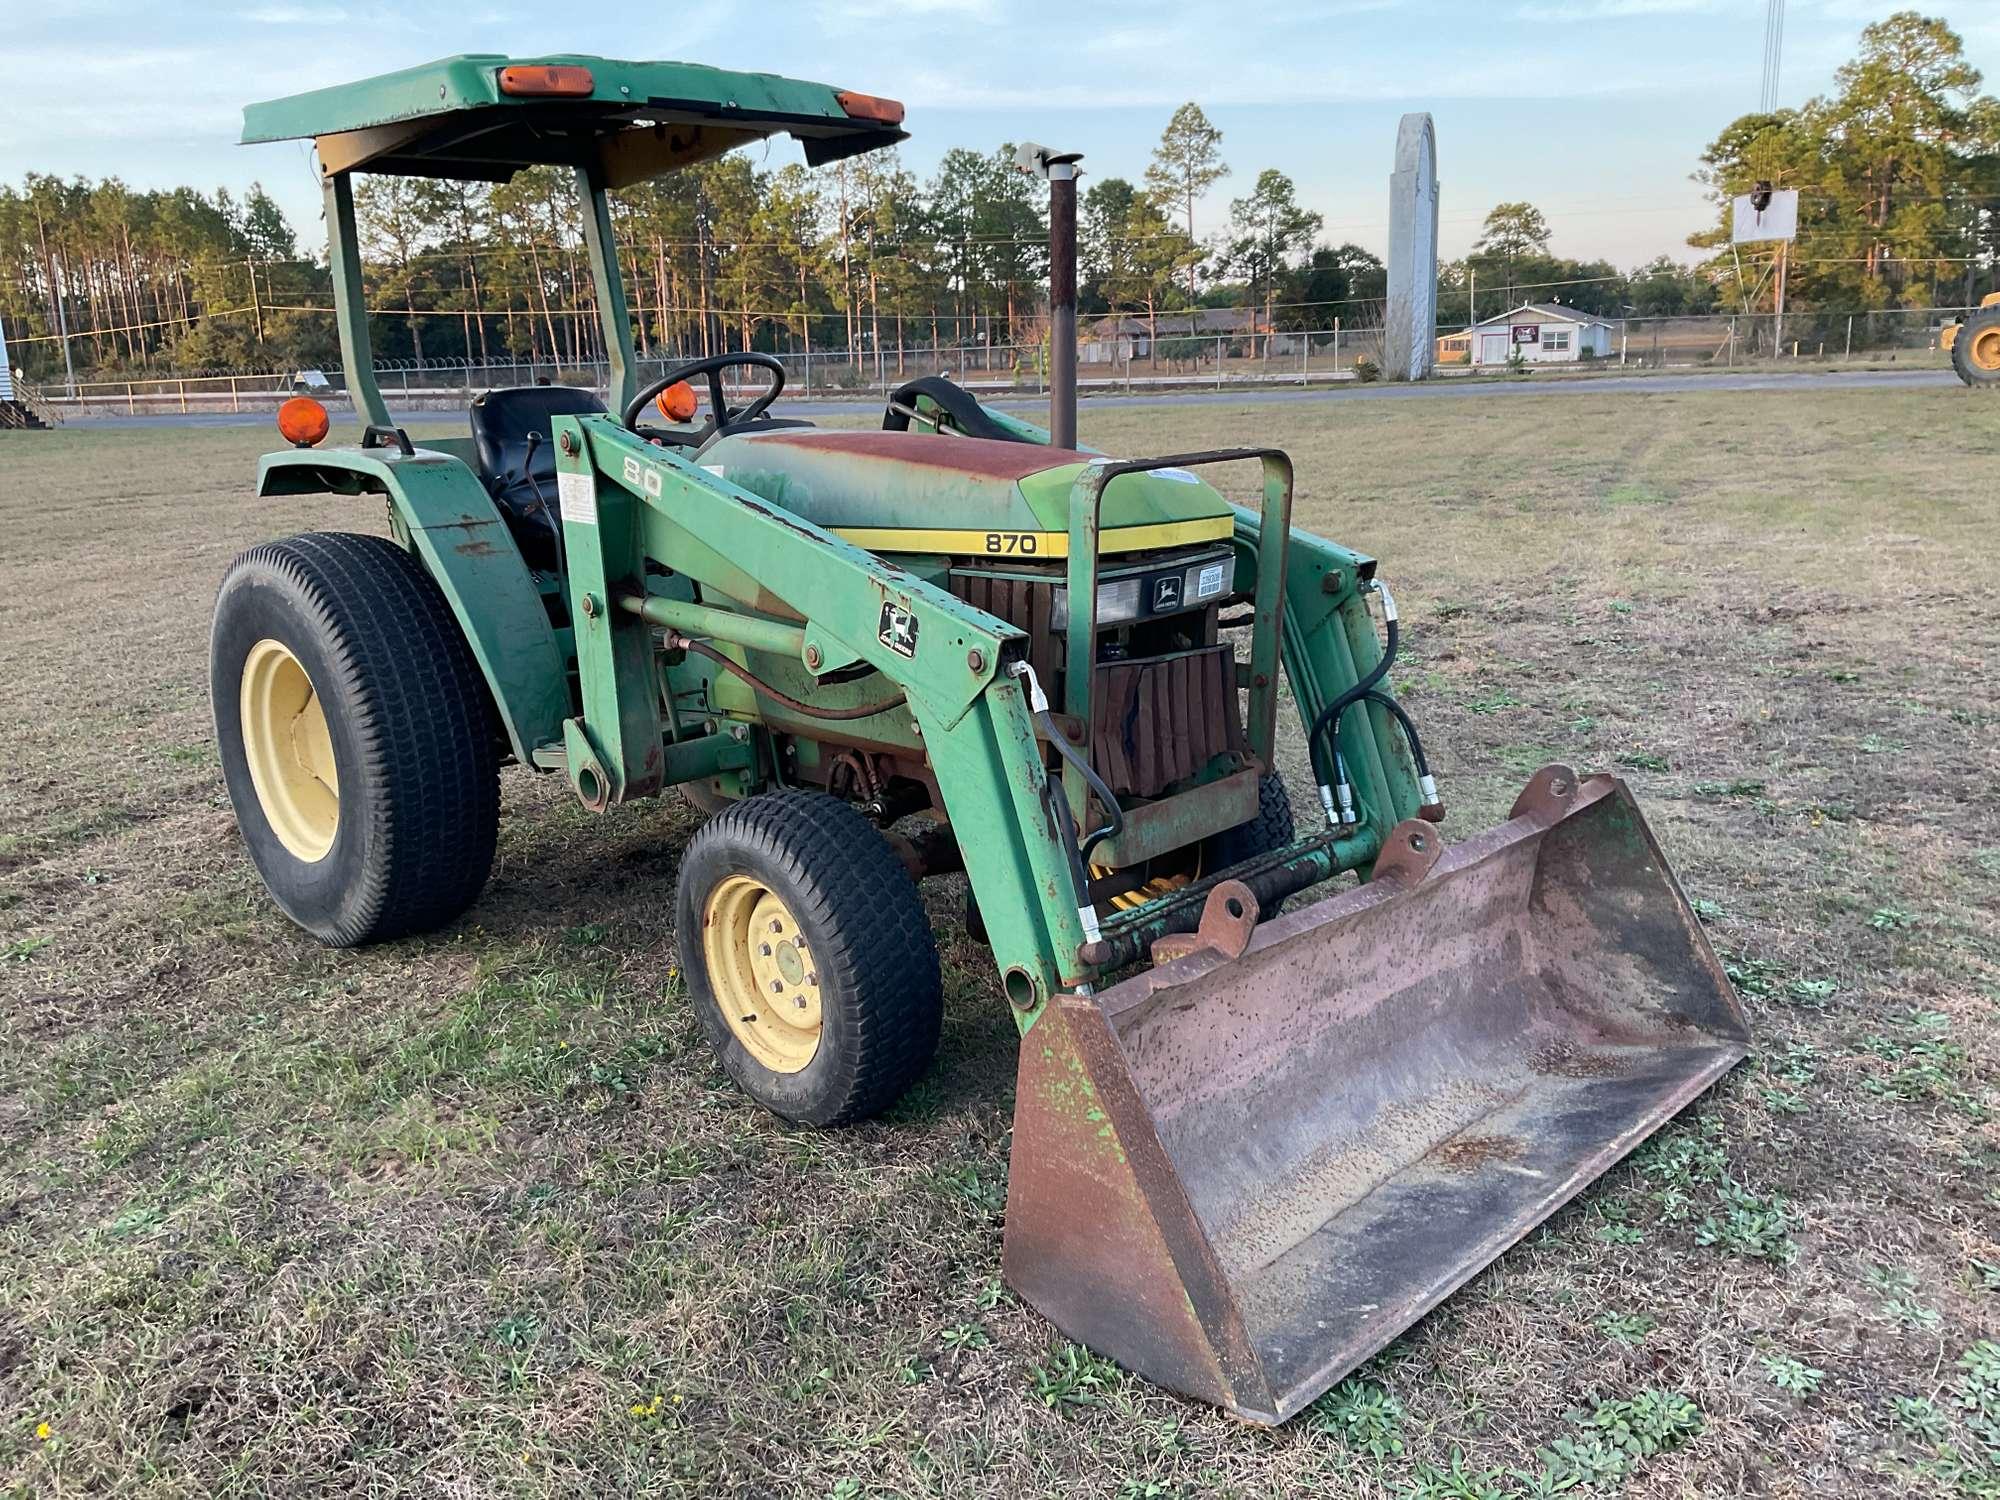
xmin=241 ymin=54 xmax=907 ymax=185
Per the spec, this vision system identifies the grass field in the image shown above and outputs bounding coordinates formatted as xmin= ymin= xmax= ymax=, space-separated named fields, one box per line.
xmin=2 ymin=387 xmax=1998 ymax=1498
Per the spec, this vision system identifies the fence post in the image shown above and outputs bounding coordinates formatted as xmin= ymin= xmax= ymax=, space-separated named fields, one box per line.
xmin=1334 ymin=318 xmax=1341 ymax=372
xmin=230 ymin=375 xmax=240 ymax=413
xmin=179 ymin=379 xmax=187 ymax=414
xmin=1845 ymin=316 xmax=1853 ymax=360
xmin=1215 ymin=335 xmax=1223 ymax=389
xmin=127 ymin=382 xmax=135 ymax=415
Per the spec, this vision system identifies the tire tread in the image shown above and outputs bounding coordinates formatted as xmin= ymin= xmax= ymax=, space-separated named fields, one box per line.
xmin=216 ymin=531 xmax=498 ymax=944
xmin=680 ymin=790 xmax=941 ymax=1125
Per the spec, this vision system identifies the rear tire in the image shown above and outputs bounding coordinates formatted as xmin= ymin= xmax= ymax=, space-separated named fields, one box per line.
xmin=677 ymin=790 xmax=942 ymax=1126
xmin=1953 ymin=308 xmax=2000 ymax=386
xmin=211 ymin=532 xmax=499 ymax=946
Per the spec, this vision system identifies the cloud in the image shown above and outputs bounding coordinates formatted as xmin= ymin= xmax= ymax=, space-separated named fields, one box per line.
xmin=241 ymin=4 xmax=351 ymax=21
xmin=1515 ymin=0 xmax=1721 ymax=18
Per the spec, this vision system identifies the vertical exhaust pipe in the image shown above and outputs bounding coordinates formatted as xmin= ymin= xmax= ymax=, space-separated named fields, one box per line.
xmin=1018 ymin=143 xmax=1084 ymax=449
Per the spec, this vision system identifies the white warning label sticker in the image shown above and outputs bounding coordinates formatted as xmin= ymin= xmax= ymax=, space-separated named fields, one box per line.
xmin=557 ymin=471 xmax=597 ymax=526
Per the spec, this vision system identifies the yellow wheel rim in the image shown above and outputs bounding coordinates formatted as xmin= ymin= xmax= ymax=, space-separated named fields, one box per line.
xmin=1972 ymin=326 xmax=2000 ymax=372
xmin=702 ymin=876 xmax=822 ymax=1073
xmin=240 ymin=638 xmax=340 ymax=862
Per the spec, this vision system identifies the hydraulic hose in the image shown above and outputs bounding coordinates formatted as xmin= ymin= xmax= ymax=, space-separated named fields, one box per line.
xmin=1360 ymin=689 xmax=1444 ymax=821
xmin=1306 ymin=578 xmax=1399 ymax=793
xmin=672 ymin=635 xmax=907 ymax=722
xmin=1306 ymin=580 xmax=1443 ymax=824
xmin=1009 ymin=661 xmax=1123 ymax=947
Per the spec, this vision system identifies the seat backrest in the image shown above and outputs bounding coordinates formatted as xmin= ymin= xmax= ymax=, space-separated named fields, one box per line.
xmin=469 ymin=385 xmax=606 ymax=488
xmin=882 ymin=375 xmax=1026 ymax=444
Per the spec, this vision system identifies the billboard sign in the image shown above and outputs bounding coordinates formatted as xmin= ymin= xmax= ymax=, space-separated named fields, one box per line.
xmin=1511 ymin=324 xmax=1539 ymax=345
xmin=1732 ymin=188 xmax=1799 ymax=244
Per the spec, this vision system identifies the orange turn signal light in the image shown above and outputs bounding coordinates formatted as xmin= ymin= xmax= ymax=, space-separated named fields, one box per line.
xmin=498 ymin=65 xmax=595 ymax=98
xmin=277 ymin=396 xmax=329 ymax=448
xmin=655 ymin=380 xmax=699 ymax=424
xmin=836 ymin=90 xmax=905 ymax=126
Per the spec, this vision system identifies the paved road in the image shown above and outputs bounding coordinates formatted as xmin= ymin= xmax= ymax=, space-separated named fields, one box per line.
xmin=46 ymin=366 xmax=1961 ymax=429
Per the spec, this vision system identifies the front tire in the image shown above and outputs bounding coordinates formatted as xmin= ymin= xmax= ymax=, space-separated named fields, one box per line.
xmin=677 ymin=790 xmax=942 ymax=1126
xmin=211 ymin=532 xmax=500 ymax=946
xmin=1953 ymin=307 xmax=2000 ymax=386
xmin=1204 ymin=772 xmax=1296 ymax=919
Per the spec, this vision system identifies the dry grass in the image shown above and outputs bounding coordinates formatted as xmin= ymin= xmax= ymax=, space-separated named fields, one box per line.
xmin=2 ymin=387 xmax=1998 ymax=1498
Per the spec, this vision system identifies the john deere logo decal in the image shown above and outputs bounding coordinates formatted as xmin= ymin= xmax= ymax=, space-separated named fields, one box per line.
xmin=1152 ymin=575 xmax=1183 ymax=613
xmin=879 ymin=602 xmax=919 ymax=658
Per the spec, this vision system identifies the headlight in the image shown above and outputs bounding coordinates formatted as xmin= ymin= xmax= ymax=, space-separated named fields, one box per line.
xmin=1051 ymin=575 xmax=1143 ymax=633
xmin=1050 ymin=553 xmax=1233 ymax=632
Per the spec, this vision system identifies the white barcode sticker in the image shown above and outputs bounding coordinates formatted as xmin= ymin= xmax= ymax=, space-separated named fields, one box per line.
xmin=1196 ymin=562 xmax=1227 ymax=599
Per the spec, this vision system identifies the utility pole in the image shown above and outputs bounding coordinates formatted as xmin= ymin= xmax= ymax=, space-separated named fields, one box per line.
xmin=1018 ymin=142 xmax=1084 ymax=450
xmin=51 ymin=261 xmax=76 ymax=398
xmin=248 ymin=257 xmax=265 ymax=345
xmin=1774 ymin=239 xmax=1787 ymax=357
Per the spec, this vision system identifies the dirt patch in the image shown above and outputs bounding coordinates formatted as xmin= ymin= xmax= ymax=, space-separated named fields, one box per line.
xmin=1430 ymin=1134 xmax=1527 ymax=1172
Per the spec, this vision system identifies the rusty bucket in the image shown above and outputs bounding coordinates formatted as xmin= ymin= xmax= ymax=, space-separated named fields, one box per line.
xmin=1002 ymin=766 xmax=1749 ymax=1424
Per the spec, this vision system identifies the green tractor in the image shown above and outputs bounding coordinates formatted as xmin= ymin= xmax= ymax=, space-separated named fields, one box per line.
xmin=218 ymin=54 xmax=1749 ymax=1424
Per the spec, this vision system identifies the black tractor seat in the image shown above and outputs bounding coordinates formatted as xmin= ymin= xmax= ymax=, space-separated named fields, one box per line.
xmin=883 ymin=375 xmax=1029 ymax=443
xmin=470 ymin=385 xmax=605 ymax=567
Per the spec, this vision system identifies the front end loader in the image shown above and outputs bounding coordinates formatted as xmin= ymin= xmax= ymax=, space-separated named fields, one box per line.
xmin=217 ymin=54 xmax=1750 ymax=1424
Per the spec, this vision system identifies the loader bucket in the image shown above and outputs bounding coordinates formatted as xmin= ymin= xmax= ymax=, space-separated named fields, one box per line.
xmin=1002 ymin=766 xmax=1749 ymax=1425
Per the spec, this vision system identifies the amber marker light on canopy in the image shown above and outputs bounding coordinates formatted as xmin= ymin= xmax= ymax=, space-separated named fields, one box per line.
xmin=836 ymin=91 xmax=905 ymax=126
xmin=277 ymin=396 xmax=330 ymax=448
xmin=498 ymin=65 xmax=595 ymax=97
xmin=655 ymin=380 xmax=699 ymax=424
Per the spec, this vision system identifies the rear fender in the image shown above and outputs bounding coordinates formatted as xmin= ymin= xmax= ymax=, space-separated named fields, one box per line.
xmin=257 ymin=446 xmax=570 ymax=765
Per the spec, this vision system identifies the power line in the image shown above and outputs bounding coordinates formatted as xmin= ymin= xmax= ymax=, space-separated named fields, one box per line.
xmin=1761 ymin=0 xmax=1787 ymax=113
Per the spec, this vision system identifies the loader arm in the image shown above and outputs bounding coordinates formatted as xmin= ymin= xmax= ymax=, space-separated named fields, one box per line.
xmin=554 ymin=414 xmax=1099 ymax=1012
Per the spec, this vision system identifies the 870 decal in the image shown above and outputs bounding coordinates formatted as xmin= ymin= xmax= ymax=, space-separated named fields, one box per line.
xmin=983 ymin=531 xmax=1040 ymax=555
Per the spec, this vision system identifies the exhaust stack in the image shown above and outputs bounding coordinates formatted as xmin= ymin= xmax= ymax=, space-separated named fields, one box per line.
xmin=1018 ymin=142 xmax=1084 ymax=449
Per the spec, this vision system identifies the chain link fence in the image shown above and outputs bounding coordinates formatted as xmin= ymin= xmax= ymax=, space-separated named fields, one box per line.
xmin=38 ymin=306 xmax=1967 ymax=416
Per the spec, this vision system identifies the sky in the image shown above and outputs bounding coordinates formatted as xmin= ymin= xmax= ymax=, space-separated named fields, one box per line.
xmin=5 ymin=0 xmax=2000 ymax=271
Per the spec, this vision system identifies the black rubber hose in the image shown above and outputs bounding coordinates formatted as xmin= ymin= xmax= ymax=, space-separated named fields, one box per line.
xmin=674 ymin=635 xmax=907 ymax=722
xmin=1034 ymin=706 xmax=1125 ymax=862
xmin=1361 ymin=689 xmax=1431 ymax=778
xmin=1308 ymin=613 xmax=1399 ymax=788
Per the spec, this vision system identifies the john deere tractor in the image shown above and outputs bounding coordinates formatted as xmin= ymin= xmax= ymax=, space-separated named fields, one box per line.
xmin=217 ymin=54 xmax=1748 ymax=1424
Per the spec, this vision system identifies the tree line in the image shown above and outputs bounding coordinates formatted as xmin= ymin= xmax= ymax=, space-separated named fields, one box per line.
xmin=1 ymin=10 xmax=1993 ymax=384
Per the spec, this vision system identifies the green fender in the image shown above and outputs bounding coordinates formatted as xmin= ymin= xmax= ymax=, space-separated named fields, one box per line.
xmin=256 ymin=445 xmax=570 ymax=766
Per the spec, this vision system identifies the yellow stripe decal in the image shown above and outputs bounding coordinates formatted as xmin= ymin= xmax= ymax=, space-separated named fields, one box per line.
xmin=828 ymin=516 xmax=1233 ymax=558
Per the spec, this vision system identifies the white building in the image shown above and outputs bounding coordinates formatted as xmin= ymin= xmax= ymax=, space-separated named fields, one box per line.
xmin=1448 ymin=303 xmax=1615 ymax=367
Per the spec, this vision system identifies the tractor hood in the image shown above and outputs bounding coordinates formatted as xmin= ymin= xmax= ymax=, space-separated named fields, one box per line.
xmin=699 ymin=430 xmax=1235 ymax=557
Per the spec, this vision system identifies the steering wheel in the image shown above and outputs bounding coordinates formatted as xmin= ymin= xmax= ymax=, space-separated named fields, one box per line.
xmin=623 ymin=352 xmax=786 ymax=440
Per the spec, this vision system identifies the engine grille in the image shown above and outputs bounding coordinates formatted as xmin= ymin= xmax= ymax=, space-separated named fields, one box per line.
xmin=950 ymin=567 xmax=1245 ymax=799
xmin=1090 ymin=646 xmax=1244 ymax=799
